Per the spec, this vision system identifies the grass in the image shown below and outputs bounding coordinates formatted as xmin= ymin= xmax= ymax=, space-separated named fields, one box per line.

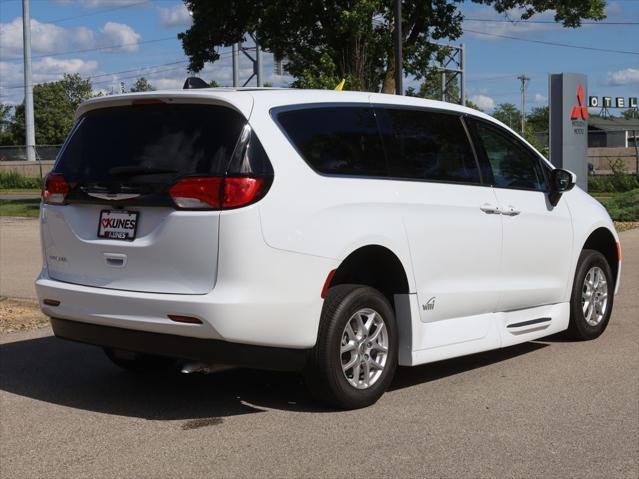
xmin=0 ymin=188 xmax=41 ymax=194
xmin=588 ymin=173 xmax=639 ymax=193
xmin=0 ymin=198 xmax=40 ymax=218
xmin=600 ymin=188 xmax=639 ymax=222
xmin=0 ymin=171 xmax=42 ymax=190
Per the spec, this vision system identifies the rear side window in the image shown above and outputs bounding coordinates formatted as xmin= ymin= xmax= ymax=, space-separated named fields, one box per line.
xmin=470 ymin=120 xmax=547 ymax=191
xmin=55 ymin=104 xmax=247 ymax=182
xmin=275 ymin=106 xmax=387 ymax=177
xmin=378 ymin=108 xmax=481 ymax=184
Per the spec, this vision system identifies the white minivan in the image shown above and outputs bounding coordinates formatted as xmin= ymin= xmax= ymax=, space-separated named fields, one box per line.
xmin=36 ymin=87 xmax=620 ymax=409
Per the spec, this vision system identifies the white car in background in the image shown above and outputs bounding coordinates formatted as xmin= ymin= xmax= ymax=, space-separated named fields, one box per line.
xmin=36 ymin=87 xmax=620 ymax=409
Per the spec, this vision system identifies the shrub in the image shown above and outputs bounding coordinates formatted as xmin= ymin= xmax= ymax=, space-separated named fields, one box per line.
xmin=588 ymin=159 xmax=639 ymax=193
xmin=601 ymin=188 xmax=639 ymax=222
xmin=0 ymin=171 xmax=43 ymax=189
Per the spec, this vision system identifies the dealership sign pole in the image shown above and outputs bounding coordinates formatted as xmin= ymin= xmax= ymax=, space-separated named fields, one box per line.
xmin=549 ymin=73 xmax=589 ymax=191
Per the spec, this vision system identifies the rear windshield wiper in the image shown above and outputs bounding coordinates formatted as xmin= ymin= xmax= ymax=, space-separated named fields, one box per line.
xmin=108 ymin=165 xmax=178 ymax=176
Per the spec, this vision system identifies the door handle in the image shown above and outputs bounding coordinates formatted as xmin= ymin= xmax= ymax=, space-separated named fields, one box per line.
xmin=502 ymin=205 xmax=521 ymax=216
xmin=480 ymin=203 xmax=501 ymax=215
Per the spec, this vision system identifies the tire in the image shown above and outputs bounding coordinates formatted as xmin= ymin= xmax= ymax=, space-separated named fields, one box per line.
xmin=305 ymin=284 xmax=398 ymax=409
xmin=103 ymin=347 xmax=177 ymax=373
xmin=566 ymin=249 xmax=614 ymax=340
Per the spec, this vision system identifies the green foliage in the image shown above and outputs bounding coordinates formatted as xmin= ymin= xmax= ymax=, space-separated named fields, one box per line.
xmin=621 ymin=108 xmax=638 ymax=120
xmin=464 ymin=99 xmax=483 ymax=112
xmin=589 ymin=171 xmax=639 ymax=194
xmin=601 ymin=189 xmax=639 ymax=222
xmin=209 ymin=80 xmax=220 ymax=87
xmin=181 ymin=0 xmax=605 ymax=93
xmin=130 ymin=77 xmax=154 ymax=92
xmin=0 ymin=171 xmax=43 ymax=189
xmin=492 ymin=103 xmax=522 ymax=130
xmin=0 ymin=198 xmax=41 ymax=218
xmin=0 ymin=104 xmax=15 ymax=145
xmin=11 ymin=74 xmax=92 ymax=145
xmin=526 ymin=106 xmax=548 ymax=133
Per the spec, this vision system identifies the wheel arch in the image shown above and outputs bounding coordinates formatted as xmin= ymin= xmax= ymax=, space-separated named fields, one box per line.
xmin=581 ymin=227 xmax=620 ymax=288
xmin=329 ymin=245 xmax=411 ymax=308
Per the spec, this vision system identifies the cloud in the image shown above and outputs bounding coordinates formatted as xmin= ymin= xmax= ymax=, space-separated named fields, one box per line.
xmin=99 ymin=22 xmax=140 ymax=52
xmin=159 ymin=4 xmax=192 ymax=28
xmin=0 ymin=17 xmax=141 ymax=59
xmin=605 ymin=68 xmax=639 ymax=86
xmin=533 ymin=93 xmax=547 ymax=102
xmin=54 ymin=0 xmax=149 ymax=7
xmin=0 ymin=57 xmax=99 ymax=100
xmin=469 ymin=94 xmax=495 ymax=110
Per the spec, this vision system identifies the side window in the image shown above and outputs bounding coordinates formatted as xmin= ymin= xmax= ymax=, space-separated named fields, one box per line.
xmin=379 ymin=108 xmax=481 ymax=184
xmin=275 ymin=106 xmax=387 ymax=177
xmin=472 ymin=120 xmax=547 ymax=191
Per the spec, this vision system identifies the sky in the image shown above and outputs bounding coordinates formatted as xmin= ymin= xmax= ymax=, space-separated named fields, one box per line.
xmin=0 ymin=0 xmax=638 ymax=114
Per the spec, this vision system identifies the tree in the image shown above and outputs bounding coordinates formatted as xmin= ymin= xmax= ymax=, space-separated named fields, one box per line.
xmin=526 ymin=105 xmax=549 ymax=133
xmin=11 ymin=74 xmax=92 ymax=145
xmin=622 ymin=108 xmax=638 ymax=120
xmin=405 ymin=68 xmax=459 ymax=101
xmin=492 ymin=103 xmax=522 ymax=131
xmin=130 ymin=77 xmax=154 ymax=92
xmin=464 ymin=99 xmax=483 ymax=112
xmin=180 ymin=0 xmax=606 ymax=93
xmin=0 ymin=104 xmax=16 ymax=145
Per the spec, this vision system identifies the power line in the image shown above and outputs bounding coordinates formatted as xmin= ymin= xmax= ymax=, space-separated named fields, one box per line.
xmin=464 ymin=28 xmax=639 ymax=55
xmin=42 ymin=0 xmax=148 ymax=24
xmin=26 ymin=36 xmax=177 ymax=60
xmin=1 ymin=50 xmax=234 ymax=91
xmin=464 ymin=18 xmax=639 ymax=26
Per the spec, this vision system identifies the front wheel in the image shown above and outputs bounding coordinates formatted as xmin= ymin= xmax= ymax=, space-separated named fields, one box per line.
xmin=567 ymin=249 xmax=614 ymax=340
xmin=305 ymin=284 xmax=398 ymax=409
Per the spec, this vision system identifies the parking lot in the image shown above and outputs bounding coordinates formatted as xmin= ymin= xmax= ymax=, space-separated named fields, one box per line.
xmin=0 ymin=220 xmax=637 ymax=478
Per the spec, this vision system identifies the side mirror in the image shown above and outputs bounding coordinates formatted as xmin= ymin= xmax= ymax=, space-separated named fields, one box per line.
xmin=548 ymin=169 xmax=576 ymax=206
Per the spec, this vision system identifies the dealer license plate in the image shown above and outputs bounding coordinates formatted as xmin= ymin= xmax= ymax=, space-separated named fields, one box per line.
xmin=97 ymin=210 xmax=139 ymax=241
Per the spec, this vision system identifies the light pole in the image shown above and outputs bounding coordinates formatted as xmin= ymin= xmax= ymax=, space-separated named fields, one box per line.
xmin=22 ymin=0 xmax=36 ymax=161
xmin=394 ymin=0 xmax=403 ymax=95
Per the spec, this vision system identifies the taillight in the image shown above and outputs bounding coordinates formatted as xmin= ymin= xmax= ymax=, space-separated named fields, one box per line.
xmin=169 ymin=176 xmax=270 ymax=210
xmin=169 ymin=177 xmax=223 ymax=209
xmin=43 ymin=173 xmax=69 ymax=205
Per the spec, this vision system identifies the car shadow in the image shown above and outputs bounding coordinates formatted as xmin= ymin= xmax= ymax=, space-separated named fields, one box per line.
xmin=0 ymin=334 xmax=547 ymax=420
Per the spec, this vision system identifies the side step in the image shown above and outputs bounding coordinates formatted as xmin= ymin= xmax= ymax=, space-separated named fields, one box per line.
xmin=506 ymin=317 xmax=552 ymax=335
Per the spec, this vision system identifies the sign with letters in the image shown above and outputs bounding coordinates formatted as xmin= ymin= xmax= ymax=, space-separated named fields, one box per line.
xmin=588 ymin=96 xmax=638 ymax=109
xmin=549 ymin=73 xmax=588 ymax=191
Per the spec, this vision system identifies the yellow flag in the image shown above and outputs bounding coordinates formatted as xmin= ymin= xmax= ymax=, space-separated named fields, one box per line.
xmin=334 ymin=79 xmax=346 ymax=91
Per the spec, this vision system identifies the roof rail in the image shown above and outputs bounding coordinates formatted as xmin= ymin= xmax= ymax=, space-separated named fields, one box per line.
xmin=183 ymin=77 xmax=209 ymax=89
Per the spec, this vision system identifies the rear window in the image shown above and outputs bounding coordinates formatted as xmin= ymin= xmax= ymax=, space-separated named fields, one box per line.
xmin=275 ymin=106 xmax=387 ymax=177
xmin=55 ymin=104 xmax=247 ymax=182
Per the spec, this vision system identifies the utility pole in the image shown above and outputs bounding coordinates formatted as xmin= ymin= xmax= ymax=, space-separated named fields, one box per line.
xmin=393 ymin=0 xmax=403 ymax=95
xmin=232 ymin=43 xmax=240 ymax=87
xmin=22 ymin=0 xmax=35 ymax=161
xmin=517 ymin=74 xmax=530 ymax=135
xmin=255 ymin=35 xmax=263 ymax=87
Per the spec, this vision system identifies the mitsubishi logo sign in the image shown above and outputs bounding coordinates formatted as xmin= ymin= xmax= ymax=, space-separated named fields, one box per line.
xmin=570 ymin=83 xmax=589 ymax=120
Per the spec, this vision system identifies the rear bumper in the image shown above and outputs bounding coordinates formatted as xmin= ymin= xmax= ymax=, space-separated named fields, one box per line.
xmin=51 ymin=317 xmax=309 ymax=371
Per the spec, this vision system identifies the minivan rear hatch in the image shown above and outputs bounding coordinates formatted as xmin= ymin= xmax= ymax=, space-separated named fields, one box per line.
xmin=42 ymin=99 xmax=249 ymax=295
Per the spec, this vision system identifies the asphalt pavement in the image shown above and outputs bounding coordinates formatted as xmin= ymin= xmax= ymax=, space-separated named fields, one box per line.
xmin=0 ymin=227 xmax=637 ymax=478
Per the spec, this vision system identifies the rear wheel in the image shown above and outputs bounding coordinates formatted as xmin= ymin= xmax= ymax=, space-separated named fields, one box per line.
xmin=103 ymin=347 xmax=177 ymax=373
xmin=567 ymin=249 xmax=614 ymax=340
xmin=305 ymin=284 xmax=398 ymax=409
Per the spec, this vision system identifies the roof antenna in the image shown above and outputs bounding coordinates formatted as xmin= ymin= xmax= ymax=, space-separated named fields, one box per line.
xmin=183 ymin=77 xmax=209 ymax=89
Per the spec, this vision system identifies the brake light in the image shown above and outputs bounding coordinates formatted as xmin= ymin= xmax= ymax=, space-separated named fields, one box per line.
xmin=169 ymin=177 xmax=223 ymax=209
xmin=43 ymin=173 xmax=69 ymax=205
xmin=169 ymin=176 xmax=270 ymax=210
